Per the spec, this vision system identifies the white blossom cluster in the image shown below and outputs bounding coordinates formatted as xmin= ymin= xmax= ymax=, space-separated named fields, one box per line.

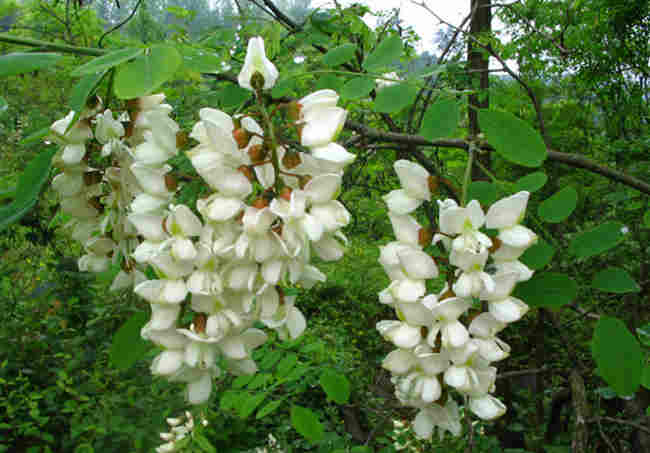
xmin=49 ymin=37 xmax=356 ymax=414
xmin=377 ymin=160 xmax=538 ymax=440
xmin=157 ymin=411 xmax=208 ymax=453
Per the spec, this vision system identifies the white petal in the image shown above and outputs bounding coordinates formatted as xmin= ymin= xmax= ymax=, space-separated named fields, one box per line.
xmin=186 ymin=372 xmax=213 ymax=405
xmin=286 ymin=306 xmax=306 ymax=339
xmin=394 ymin=160 xmax=430 ymax=201
xmin=469 ymin=395 xmax=506 ymax=420
xmin=498 ymin=225 xmax=537 ymax=248
xmin=382 ymin=349 xmax=416 ymax=375
xmin=399 ymin=249 xmax=438 ymax=279
xmin=489 ymin=297 xmax=529 ymax=323
xmin=486 ymin=191 xmax=529 ymax=229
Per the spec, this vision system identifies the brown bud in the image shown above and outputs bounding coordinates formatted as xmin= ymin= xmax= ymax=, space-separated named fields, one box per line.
xmin=124 ymin=120 xmax=135 ymax=139
xmin=88 ymin=196 xmax=104 ymax=213
xmin=420 ymin=326 xmax=429 ymax=339
xmin=194 ymin=313 xmax=207 ymax=334
xmin=282 ymin=150 xmax=302 ymax=170
xmin=488 ymin=237 xmax=503 ymax=254
xmin=248 ymin=144 xmax=266 ymax=163
xmin=164 ymin=174 xmax=178 ymax=191
xmin=272 ymin=223 xmax=283 ymax=235
xmin=252 ymin=197 xmax=269 ymax=210
xmin=251 ymin=72 xmax=265 ymax=91
xmin=233 ymin=128 xmax=250 ymax=149
xmin=176 ymin=131 xmax=188 ymax=149
xmin=126 ymin=99 xmax=139 ymax=113
xmin=287 ymin=101 xmax=302 ymax=121
xmin=121 ymin=258 xmax=134 ymax=272
xmin=279 ymin=187 xmax=293 ymax=201
xmin=235 ymin=211 xmax=245 ymax=223
xmin=439 ymin=288 xmax=456 ymax=301
xmin=238 ymin=165 xmax=256 ymax=183
xmin=278 ymin=287 xmax=285 ymax=305
xmin=428 ymin=175 xmax=439 ymax=194
xmin=298 ymin=175 xmax=312 ymax=189
xmin=418 ymin=227 xmax=434 ymax=247
xmin=83 ymin=171 xmax=103 ymax=186
xmin=466 ymin=309 xmax=481 ymax=324
xmin=161 ymin=217 xmax=169 ymax=235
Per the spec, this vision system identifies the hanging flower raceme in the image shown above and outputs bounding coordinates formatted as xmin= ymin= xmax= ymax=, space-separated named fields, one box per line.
xmin=376 ymin=159 xmax=538 ymax=440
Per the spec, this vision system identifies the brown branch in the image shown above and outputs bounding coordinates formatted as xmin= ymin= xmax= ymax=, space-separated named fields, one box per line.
xmin=204 ymin=72 xmax=650 ymax=195
xmin=591 ymin=417 xmax=650 ymax=437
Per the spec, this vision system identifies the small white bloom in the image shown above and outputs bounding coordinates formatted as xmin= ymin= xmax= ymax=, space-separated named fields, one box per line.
xmin=238 ymin=37 xmax=279 ymax=91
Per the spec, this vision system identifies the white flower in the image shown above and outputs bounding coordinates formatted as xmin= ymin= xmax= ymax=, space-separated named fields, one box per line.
xmin=486 ymin=191 xmax=537 ymax=249
xmin=412 ymin=400 xmax=462 ymax=440
xmin=238 ymin=37 xmax=279 ymax=91
xmin=383 ymin=160 xmax=432 ymax=214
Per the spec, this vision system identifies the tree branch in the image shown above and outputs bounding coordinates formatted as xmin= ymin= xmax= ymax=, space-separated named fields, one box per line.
xmin=97 ymin=0 xmax=144 ymax=48
xmin=0 ymin=33 xmax=105 ymax=56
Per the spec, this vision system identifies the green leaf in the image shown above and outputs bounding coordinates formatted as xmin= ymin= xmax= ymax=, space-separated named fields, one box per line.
xmin=520 ymin=239 xmax=555 ymax=270
xmin=466 ymin=181 xmax=497 ymax=206
xmin=513 ymin=272 xmax=578 ymax=308
xmin=351 ymin=447 xmax=373 ymax=453
xmin=515 ymin=171 xmax=547 ymax=193
xmin=478 ymin=110 xmax=547 ymax=167
xmin=323 ymin=43 xmax=357 ymax=67
xmin=340 ymin=77 xmax=375 ymax=100
xmin=637 ymin=323 xmax=650 ymax=347
xmin=291 ymin=405 xmax=324 ymax=442
xmin=641 ymin=363 xmax=650 ymax=390
xmin=643 ymin=211 xmax=650 ymax=228
xmin=271 ymin=79 xmax=295 ymax=97
xmin=592 ymin=317 xmax=643 ymax=396
xmin=213 ymin=85 xmax=251 ymax=109
xmin=109 ymin=312 xmax=150 ymax=370
xmin=232 ymin=375 xmax=254 ymax=389
xmin=0 ymin=147 xmax=57 ymax=232
xmin=66 ymin=71 xmax=108 ymax=129
xmin=247 ymin=373 xmax=272 ymax=390
xmin=179 ymin=46 xmax=222 ymax=73
xmin=238 ymin=393 xmax=267 ymax=419
xmin=319 ymin=370 xmax=351 ymax=404
xmin=0 ymin=96 xmax=7 ymax=116
xmin=276 ymin=353 xmax=298 ymax=378
xmin=220 ymin=390 xmax=245 ymax=411
xmin=256 ymin=400 xmax=283 ymax=419
xmin=314 ymin=73 xmax=344 ymax=92
xmin=19 ymin=127 xmax=50 ymax=145
xmin=194 ymin=433 xmax=216 ymax=453
xmin=420 ymin=98 xmax=459 ymax=140
xmin=568 ymin=221 xmax=625 ymax=259
xmin=114 ymin=46 xmax=182 ymax=99
xmin=592 ymin=267 xmax=640 ymax=293
xmin=71 ymin=48 xmax=143 ymax=76
xmin=538 ymin=187 xmax=578 ymax=223
xmin=363 ymin=35 xmax=402 ymax=70
xmin=259 ymin=349 xmax=283 ymax=369
xmin=0 ymin=53 xmax=63 ymax=77
xmin=374 ymin=83 xmax=418 ymax=113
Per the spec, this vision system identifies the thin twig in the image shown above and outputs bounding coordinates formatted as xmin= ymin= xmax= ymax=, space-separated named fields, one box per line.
xmin=593 ymin=417 xmax=650 ymax=436
xmin=98 ymin=0 xmax=144 ymax=48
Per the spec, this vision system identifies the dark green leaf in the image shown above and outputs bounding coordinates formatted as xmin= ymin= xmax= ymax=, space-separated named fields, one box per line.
xmin=592 ymin=317 xmax=643 ymax=396
xmin=232 ymin=375 xmax=254 ymax=389
xmin=67 ymin=71 xmax=107 ymax=129
xmin=214 ymin=85 xmax=251 ymax=109
xmin=259 ymin=349 xmax=283 ymax=369
xmin=643 ymin=211 xmax=650 ymax=228
xmin=0 ymin=147 xmax=57 ymax=231
xmin=637 ymin=323 xmax=650 ymax=347
xmin=538 ymin=187 xmax=578 ymax=223
xmin=568 ymin=221 xmax=625 ymax=259
xmin=319 ymin=370 xmax=351 ymax=404
xmin=351 ymin=447 xmax=373 ymax=453
xmin=641 ymin=364 xmax=650 ymax=390
xmin=363 ymin=35 xmax=402 ymax=70
xmin=420 ymin=98 xmax=459 ymax=140
xmin=194 ymin=433 xmax=216 ymax=453
xmin=71 ymin=48 xmax=143 ymax=76
xmin=276 ymin=353 xmax=298 ymax=378
xmin=114 ymin=46 xmax=182 ymax=99
xmin=592 ymin=267 xmax=640 ymax=293
xmin=520 ymin=239 xmax=555 ymax=270
xmin=466 ymin=181 xmax=497 ymax=206
xmin=220 ymin=390 xmax=245 ymax=411
xmin=247 ymin=373 xmax=272 ymax=390
xmin=374 ymin=83 xmax=418 ymax=113
xmin=515 ymin=171 xmax=547 ymax=193
xmin=513 ymin=272 xmax=578 ymax=308
xmin=256 ymin=400 xmax=283 ymax=419
xmin=340 ymin=77 xmax=375 ymax=100
xmin=323 ymin=43 xmax=357 ymax=67
xmin=19 ymin=127 xmax=50 ymax=145
xmin=0 ymin=53 xmax=63 ymax=77
xmin=179 ymin=46 xmax=222 ymax=73
xmin=291 ymin=405 xmax=324 ymax=442
xmin=314 ymin=73 xmax=344 ymax=92
xmin=271 ymin=79 xmax=295 ymax=97
xmin=239 ymin=393 xmax=267 ymax=419
xmin=478 ymin=110 xmax=547 ymax=167
xmin=109 ymin=312 xmax=150 ymax=370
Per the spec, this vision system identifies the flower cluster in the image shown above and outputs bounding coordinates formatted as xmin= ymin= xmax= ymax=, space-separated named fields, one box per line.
xmin=377 ymin=160 xmax=538 ymax=440
xmin=49 ymin=37 xmax=355 ymax=408
xmin=157 ymin=411 xmax=207 ymax=453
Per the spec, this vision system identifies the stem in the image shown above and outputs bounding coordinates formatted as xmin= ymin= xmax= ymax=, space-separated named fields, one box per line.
xmin=461 ymin=144 xmax=475 ymax=206
xmin=0 ymin=33 xmax=105 ymax=56
xmin=474 ymin=157 xmax=499 ymax=184
xmin=255 ymin=89 xmax=281 ymax=193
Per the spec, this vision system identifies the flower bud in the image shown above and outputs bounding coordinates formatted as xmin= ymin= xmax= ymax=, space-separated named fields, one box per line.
xmin=418 ymin=227 xmax=433 ymax=247
xmin=279 ymin=187 xmax=292 ymax=201
xmin=282 ymin=150 xmax=302 ymax=170
xmin=252 ymin=197 xmax=269 ymax=209
xmin=287 ymin=101 xmax=301 ymax=121
xmin=83 ymin=171 xmax=103 ymax=186
xmin=164 ymin=174 xmax=178 ymax=192
xmin=238 ymin=165 xmax=256 ymax=183
xmin=298 ymin=175 xmax=312 ymax=189
xmin=88 ymin=196 xmax=104 ymax=213
xmin=248 ymin=144 xmax=266 ymax=163
xmin=488 ymin=237 xmax=502 ymax=254
xmin=251 ymin=72 xmax=265 ymax=91
xmin=233 ymin=128 xmax=250 ymax=149
xmin=176 ymin=131 xmax=188 ymax=149
xmin=439 ymin=287 xmax=455 ymax=301
xmin=428 ymin=175 xmax=439 ymax=194
xmin=194 ymin=313 xmax=207 ymax=334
